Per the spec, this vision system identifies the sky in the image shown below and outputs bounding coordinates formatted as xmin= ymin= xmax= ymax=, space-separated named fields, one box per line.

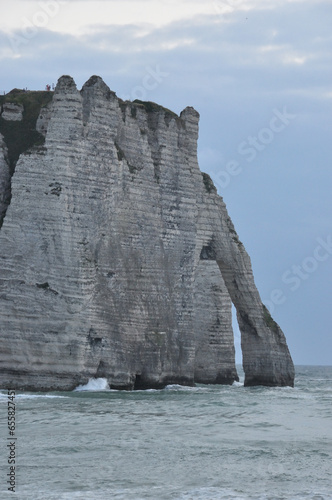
xmin=1 ymin=0 xmax=331 ymax=365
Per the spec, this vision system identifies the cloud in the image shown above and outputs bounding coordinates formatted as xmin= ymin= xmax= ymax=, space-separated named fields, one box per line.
xmin=1 ymin=0 xmax=331 ymax=113
xmin=2 ymin=0 xmax=222 ymax=36
xmin=2 ymin=0 xmax=331 ymax=111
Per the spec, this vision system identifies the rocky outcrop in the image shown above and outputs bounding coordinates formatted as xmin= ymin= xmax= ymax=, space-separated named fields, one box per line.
xmin=0 ymin=75 xmax=295 ymax=391
xmin=1 ymin=103 xmax=23 ymax=121
xmin=36 ymin=100 xmax=52 ymax=136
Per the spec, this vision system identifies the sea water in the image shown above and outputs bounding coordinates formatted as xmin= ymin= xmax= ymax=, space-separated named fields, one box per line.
xmin=0 ymin=366 xmax=331 ymax=499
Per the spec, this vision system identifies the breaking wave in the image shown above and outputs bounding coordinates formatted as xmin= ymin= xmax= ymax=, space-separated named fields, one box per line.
xmin=74 ymin=377 xmax=110 ymax=391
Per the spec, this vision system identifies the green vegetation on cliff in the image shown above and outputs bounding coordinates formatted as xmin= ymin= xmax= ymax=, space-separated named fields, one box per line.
xmin=0 ymin=89 xmax=53 ymax=173
xmin=133 ymin=99 xmax=178 ymax=119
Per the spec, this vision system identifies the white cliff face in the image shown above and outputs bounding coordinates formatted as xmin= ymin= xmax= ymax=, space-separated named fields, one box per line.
xmin=36 ymin=100 xmax=52 ymax=136
xmin=0 ymin=75 xmax=294 ymax=391
xmin=1 ymin=103 xmax=24 ymax=121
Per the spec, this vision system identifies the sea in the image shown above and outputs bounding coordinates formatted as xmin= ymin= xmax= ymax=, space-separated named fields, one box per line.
xmin=0 ymin=365 xmax=331 ymax=500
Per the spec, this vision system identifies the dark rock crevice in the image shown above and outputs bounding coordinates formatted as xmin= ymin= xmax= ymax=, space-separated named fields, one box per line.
xmin=0 ymin=89 xmax=53 ymax=229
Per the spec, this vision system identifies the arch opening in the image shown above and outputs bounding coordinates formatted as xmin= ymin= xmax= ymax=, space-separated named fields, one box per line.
xmin=231 ymin=303 xmax=243 ymax=378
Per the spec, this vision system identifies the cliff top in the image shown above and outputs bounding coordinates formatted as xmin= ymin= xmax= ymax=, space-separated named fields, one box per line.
xmin=0 ymin=76 xmax=198 ymax=173
xmin=132 ymin=99 xmax=178 ymax=120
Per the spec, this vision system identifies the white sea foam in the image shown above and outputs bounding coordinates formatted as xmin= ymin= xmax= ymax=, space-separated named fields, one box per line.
xmin=164 ymin=384 xmax=205 ymax=392
xmin=164 ymin=384 xmax=193 ymax=390
xmin=74 ymin=377 xmax=110 ymax=391
xmin=232 ymin=380 xmax=244 ymax=387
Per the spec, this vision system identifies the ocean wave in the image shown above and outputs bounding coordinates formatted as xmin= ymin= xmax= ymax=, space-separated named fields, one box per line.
xmin=0 ymin=392 xmax=68 ymax=400
xmin=176 ymin=488 xmax=249 ymax=499
xmin=13 ymin=487 xmax=332 ymax=500
xmin=164 ymin=384 xmax=202 ymax=392
xmin=175 ymin=488 xmax=332 ymax=500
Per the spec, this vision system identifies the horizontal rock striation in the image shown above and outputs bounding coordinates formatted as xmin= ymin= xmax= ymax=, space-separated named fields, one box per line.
xmin=0 ymin=103 xmax=24 ymax=121
xmin=0 ymin=75 xmax=294 ymax=390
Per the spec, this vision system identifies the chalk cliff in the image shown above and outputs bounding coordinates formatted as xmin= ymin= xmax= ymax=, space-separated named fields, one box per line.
xmin=0 ymin=76 xmax=295 ymax=390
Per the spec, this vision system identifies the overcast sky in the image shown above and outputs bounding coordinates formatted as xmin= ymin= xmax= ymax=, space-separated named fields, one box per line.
xmin=1 ymin=0 xmax=331 ymax=365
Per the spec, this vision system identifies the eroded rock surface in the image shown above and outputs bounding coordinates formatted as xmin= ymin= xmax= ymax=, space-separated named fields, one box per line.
xmin=1 ymin=103 xmax=24 ymax=121
xmin=0 ymin=75 xmax=294 ymax=390
xmin=36 ymin=100 xmax=52 ymax=136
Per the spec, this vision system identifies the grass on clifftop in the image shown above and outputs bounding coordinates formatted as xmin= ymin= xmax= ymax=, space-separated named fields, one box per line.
xmin=133 ymin=99 xmax=178 ymax=119
xmin=0 ymin=89 xmax=53 ymax=173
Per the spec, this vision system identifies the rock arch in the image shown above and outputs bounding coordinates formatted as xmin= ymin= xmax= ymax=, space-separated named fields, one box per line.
xmin=0 ymin=75 xmax=295 ymax=391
